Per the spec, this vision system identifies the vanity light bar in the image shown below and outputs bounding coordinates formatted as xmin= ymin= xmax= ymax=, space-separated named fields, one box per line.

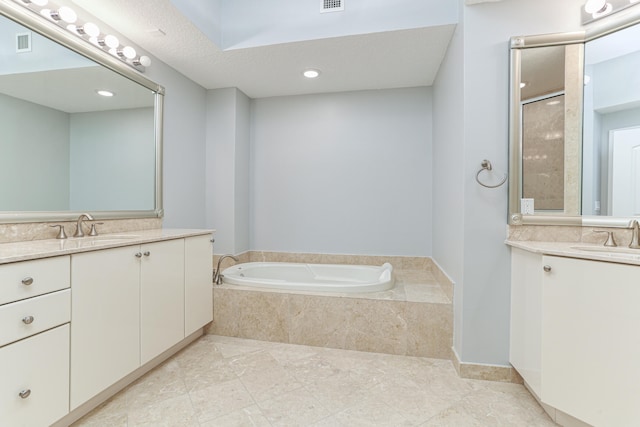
xmin=13 ymin=0 xmax=151 ymax=72
xmin=582 ymin=0 xmax=640 ymax=24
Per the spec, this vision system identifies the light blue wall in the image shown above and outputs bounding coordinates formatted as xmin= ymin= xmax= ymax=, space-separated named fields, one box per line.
xmin=206 ymin=87 xmax=251 ymax=255
xmin=250 ymin=87 xmax=432 ymax=256
xmin=592 ymin=51 xmax=640 ymax=112
xmin=431 ymin=0 xmax=585 ymax=365
xmin=145 ymin=58 xmax=208 ymax=228
xmin=0 ymin=93 xmax=69 ymax=211
xmin=69 ymin=108 xmax=155 ymax=211
xmin=432 ymin=12 xmax=465 ymax=355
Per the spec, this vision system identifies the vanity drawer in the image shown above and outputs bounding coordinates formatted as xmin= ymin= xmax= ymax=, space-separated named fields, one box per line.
xmin=0 ymin=289 xmax=70 ymax=348
xmin=0 ymin=324 xmax=70 ymax=427
xmin=0 ymin=256 xmax=70 ymax=306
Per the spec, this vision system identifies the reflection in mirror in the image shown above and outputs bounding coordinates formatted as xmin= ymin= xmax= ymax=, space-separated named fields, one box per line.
xmin=520 ymin=45 xmax=566 ymax=212
xmin=582 ymin=23 xmax=640 ymax=217
xmin=511 ymin=40 xmax=583 ymax=220
xmin=0 ymin=5 xmax=163 ymax=222
xmin=522 ymin=93 xmax=565 ymax=211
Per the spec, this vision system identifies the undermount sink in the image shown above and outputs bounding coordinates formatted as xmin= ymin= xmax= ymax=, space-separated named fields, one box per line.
xmin=571 ymin=245 xmax=640 ymax=256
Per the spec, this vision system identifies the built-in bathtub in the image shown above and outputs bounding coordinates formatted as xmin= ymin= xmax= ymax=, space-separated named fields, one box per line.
xmin=221 ymin=261 xmax=394 ymax=293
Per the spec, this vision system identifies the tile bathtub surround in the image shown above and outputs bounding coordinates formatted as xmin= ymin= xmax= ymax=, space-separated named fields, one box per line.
xmin=0 ymin=218 xmax=162 ymax=244
xmin=209 ymin=265 xmax=453 ymax=360
xmin=246 ymin=250 xmax=435 ymax=270
xmin=72 ymin=335 xmax=556 ymax=427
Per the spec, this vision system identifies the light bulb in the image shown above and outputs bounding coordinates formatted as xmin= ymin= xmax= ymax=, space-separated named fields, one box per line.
xmin=96 ymin=90 xmax=114 ymax=97
xmin=121 ymin=46 xmax=136 ymax=59
xmin=103 ymin=34 xmax=119 ymax=49
xmin=58 ymin=6 xmax=77 ymax=23
xmin=584 ymin=0 xmax=607 ymax=13
xmin=75 ymin=22 xmax=100 ymax=38
xmin=303 ymin=69 xmax=320 ymax=79
xmin=133 ymin=55 xmax=151 ymax=67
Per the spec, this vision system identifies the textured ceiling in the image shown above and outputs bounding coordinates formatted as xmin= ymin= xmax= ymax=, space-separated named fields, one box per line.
xmin=72 ymin=0 xmax=456 ymax=98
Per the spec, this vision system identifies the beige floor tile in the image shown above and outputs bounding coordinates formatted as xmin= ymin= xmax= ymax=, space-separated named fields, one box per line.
xmin=73 ymin=411 xmax=128 ymax=427
xmin=189 ymin=378 xmax=256 ymax=423
xmin=72 ymin=336 xmax=555 ymax=427
xmin=127 ymin=394 xmax=198 ymax=427
xmin=332 ymin=395 xmax=414 ymax=426
xmin=125 ymin=359 xmax=188 ymax=411
xmin=258 ymin=388 xmax=331 ymax=426
xmin=199 ymin=404 xmax=272 ymax=427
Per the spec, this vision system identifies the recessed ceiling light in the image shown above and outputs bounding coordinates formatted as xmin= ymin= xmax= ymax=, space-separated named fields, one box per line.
xmin=96 ymin=90 xmax=115 ymax=97
xmin=303 ymin=69 xmax=320 ymax=79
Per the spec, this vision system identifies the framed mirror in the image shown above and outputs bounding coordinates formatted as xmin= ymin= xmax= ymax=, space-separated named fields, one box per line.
xmin=509 ymin=6 xmax=640 ymax=227
xmin=0 ymin=1 xmax=164 ymax=223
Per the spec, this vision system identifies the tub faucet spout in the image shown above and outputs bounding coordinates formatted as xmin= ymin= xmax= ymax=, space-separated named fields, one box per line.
xmin=214 ymin=254 xmax=239 ymax=284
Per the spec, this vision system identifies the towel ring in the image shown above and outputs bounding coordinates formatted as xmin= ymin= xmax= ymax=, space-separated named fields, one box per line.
xmin=476 ymin=159 xmax=507 ymax=189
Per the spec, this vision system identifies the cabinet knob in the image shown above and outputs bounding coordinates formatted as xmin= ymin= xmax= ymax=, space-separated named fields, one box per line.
xmin=21 ymin=277 xmax=34 ymax=286
xmin=22 ymin=316 xmax=34 ymax=325
xmin=543 ymin=265 xmax=552 ymax=272
xmin=18 ymin=389 xmax=31 ymax=399
xmin=143 ymin=251 xmax=150 ymax=257
xmin=135 ymin=252 xmax=143 ymax=258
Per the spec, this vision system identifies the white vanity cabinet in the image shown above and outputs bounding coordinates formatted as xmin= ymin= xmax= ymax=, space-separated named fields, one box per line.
xmin=70 ymin=245 xmax=142 ymax=409
xmin=541 ymin=256 xmax=640 ymax=427
xmin=510 ymin=248 xmax=640 ymax=427
xmin=70 ymin=239 xmax=186 ymax=408
xmin=140 ymin=239 xmax=185 ymax=364
xmin=509 ymin=248 xmax=543 ymax=397
xmin=184 ymin=234 xmax=214 ymax=335
xmin=0 ymin=256 xmax=71 ymax=427
xmin=0 ymin=230 xmax=213 ymax=424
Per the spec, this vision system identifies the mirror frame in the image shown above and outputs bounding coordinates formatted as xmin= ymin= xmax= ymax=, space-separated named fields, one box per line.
xmin=509 ymin=5 xmax=640 ymax=227
xmin=0 ymin=1 xmax=164 ymax=223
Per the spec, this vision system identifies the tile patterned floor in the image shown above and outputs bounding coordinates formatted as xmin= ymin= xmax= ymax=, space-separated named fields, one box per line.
xmin=73 ymin=335 xmax=556 ymax=426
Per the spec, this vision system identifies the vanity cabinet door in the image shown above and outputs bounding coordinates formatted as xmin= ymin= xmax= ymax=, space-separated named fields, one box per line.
xmin=0 ymin=324 xmax=69 ymax=427
xmin=184 ymin=235 xmax=213 ymax=335
xmin=542 ymin=256 xmax=640 ymax=427
xmin=509 ymin=248 xmax=543 ymax=398
xmin=70 ymin=246 xmax=140 ymax=410
xmin=140 ymin=239 xmax=185 ymax=364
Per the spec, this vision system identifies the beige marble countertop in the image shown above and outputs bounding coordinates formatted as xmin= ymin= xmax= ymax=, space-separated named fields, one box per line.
xmin=0 ymin=228 xmax=213 ymax=264
xmin=506 ymin=239 xmax=640 ymax=266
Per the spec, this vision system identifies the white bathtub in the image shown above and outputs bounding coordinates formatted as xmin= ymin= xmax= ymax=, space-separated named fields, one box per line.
xmin=221 ymin=262 xmax=394 ymax=293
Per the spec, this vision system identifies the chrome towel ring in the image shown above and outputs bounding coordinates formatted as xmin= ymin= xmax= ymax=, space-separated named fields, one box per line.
xmin=476 ymin=159 xmax=507 ymax=189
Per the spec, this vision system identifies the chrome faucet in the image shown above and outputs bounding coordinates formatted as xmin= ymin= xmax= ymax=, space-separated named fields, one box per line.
xmin=629 ymin=219 xmax=640 ymax=249
xmin=74 ymin=213 xmax=94 ymax=238
xmin=213 ymin=254 xmax=239 ymax=284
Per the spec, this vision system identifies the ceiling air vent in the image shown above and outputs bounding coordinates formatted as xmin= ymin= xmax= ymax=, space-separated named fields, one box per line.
xmin=321 ymin=0 xmax=344 ymax=13
xmin=16 ymin=32 xmax=31 ymax=53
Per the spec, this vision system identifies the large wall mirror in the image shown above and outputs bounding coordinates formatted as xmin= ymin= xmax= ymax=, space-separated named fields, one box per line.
xmin=509 ymin=6 xmax=640 ymax=227
xmin=0 ymin=2 xmax=164 ymax=223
